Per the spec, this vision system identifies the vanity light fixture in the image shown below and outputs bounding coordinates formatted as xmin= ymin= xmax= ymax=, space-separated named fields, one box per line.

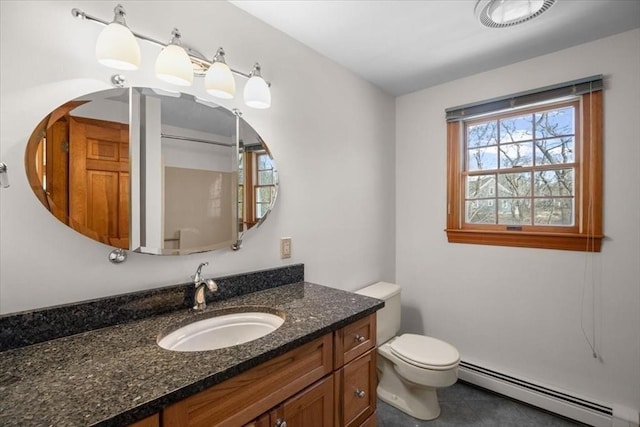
xmin=244 ymin=63 xmax=272 ymax=109
xmin=475 ymin=0 xmax=556 ymax=28
xmin=155 ymin=29 xmax=194 ymax=86
xmin=72 ymin=4 xmax=272 ymax=108
xmin=205 ymin=48 xmax=236 ymax=99
xmin=94 ymin=4 xmax=140 ymax=70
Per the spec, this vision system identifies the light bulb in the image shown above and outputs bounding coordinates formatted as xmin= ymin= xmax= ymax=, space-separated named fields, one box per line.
xmin=243 ymin=63 xmax=271 ymax=109
xmin=155 ymin=30 xmax=193 ymax=86
xmin=95 ymin=22 xmax=140 ymax=70
xmin=205 ymin=61 xmax=236 ymax=99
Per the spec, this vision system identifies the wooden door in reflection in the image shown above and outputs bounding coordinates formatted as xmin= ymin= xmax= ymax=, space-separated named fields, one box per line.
xmin=68 ymin=116 xmax=129 ymax=248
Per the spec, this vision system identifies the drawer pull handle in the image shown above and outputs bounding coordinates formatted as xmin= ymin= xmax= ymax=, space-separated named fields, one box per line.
xmin=354 ymin=334 xmax=366 ymax=343
xmin=275 ymin=419 xmax=287 ymax=427
xmin=355 ymin=388 xmax=366 ymax=398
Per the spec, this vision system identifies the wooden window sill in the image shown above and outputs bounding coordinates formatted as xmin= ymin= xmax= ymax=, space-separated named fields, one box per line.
xmin=445 ymin=229 xmax=603 ymax=252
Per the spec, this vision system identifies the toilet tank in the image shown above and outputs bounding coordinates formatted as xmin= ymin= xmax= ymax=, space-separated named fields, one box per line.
xmin=355 ymin=282 xmax=401 ymax=344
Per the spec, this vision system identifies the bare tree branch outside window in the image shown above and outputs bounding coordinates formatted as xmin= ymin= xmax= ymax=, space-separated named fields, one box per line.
xmin=464 ymin=105 xmax=575 ymax=226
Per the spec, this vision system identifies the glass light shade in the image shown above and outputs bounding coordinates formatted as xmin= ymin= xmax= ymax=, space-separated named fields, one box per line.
xmin=205 ymin=62 xmax=236 ymax=99
xmin=244 ymin=76 xmax=271 ymax=109
xmin=488 ymin=0 xmax=544 ymax=24
xmin=155 ymin=44 xmax=194 ymax=86
xmin=95 ymin=22 xmax=140 ymax=70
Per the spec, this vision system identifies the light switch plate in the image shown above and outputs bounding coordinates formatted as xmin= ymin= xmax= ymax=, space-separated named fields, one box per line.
xmin=280 ymin=237 xmax=291 ymax=259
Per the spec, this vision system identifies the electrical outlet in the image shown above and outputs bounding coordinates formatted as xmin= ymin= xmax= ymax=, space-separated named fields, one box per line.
xmin=280 ymin=237 xmax=291 ymax=259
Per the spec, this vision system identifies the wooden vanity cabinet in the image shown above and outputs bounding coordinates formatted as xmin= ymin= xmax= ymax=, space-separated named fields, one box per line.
xmin=156 ymin=314 xmax=377 ymax=427
xmin=163 ymin=334 xmax=333 ymax=427
xmin=333 ymin=315 xmax=377 ymax=427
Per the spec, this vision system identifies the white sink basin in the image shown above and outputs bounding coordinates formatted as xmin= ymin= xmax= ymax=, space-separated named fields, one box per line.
xmin=158 ymin=311 xmax=285 ymax=352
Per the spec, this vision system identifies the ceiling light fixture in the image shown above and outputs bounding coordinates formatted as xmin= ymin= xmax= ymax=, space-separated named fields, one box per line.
xmin=475 ymin=0 xmax=556 ymax=28
xmin=72 ymin=4 xmax=272 ymax=108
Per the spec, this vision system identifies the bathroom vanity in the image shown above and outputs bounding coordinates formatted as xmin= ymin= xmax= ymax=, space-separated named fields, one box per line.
xmin=161 ymin=313 xmax=377 ymax=427
xmin=0 ymin=269 xmax=383 ymax=427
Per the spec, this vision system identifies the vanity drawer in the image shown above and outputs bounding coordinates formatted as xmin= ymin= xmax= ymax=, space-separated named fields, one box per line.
xmin=334 ymin=349 xmax=377 ymax=427
xmin=334 ymin=314 xmax=376 ymax=367
xmin=163 ymin=333 xmax=333 ymax=427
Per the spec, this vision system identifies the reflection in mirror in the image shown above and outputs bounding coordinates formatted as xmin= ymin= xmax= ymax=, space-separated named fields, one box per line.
xmin=238 ymin=120 xmax=278 ymax=237
xmin=25 ymin=89 xmax=131 ymax=249
xmin=25 ymin=87 xmax=278 ymax=256
xmin=131 ymin=88 xmax=239 ymax=254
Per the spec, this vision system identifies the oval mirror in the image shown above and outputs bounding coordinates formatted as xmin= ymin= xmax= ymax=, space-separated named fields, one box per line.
xmin=25 ymin=87 xmax=278 ymax=255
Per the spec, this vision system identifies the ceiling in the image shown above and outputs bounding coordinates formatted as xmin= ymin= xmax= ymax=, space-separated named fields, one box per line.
xmin=229 ymin=0 xmax=640 ymax=96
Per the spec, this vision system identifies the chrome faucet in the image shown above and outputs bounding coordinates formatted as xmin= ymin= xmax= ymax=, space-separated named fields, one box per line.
xmin=192 ymin=262 xmax=217 ymax=310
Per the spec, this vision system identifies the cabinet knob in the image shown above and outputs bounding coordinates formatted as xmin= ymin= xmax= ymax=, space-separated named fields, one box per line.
xmin=354 ymin=334 xmax=366 ymax=343
xmin=275 ymin=418 xmax=287 ymax=427
xmin=355 ymin=388 xmax=366 ymax=398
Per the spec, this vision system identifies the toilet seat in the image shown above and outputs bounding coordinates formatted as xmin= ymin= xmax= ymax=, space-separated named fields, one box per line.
xmin=389 ymin=334 xmax=460 ymax=371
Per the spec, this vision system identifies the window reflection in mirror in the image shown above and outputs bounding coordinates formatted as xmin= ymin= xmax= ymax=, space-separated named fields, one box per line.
xmin=238 ymin=129 xmax=278 ymax=232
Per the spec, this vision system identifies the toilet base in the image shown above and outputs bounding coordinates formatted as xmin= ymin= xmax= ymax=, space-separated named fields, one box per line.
xmin=376 ymin=340 xmax=458 ymax=421
xmin=377 ymin=353 xmax=442 ymax=421
xmin=377 ymin=383 xmax=441 ymax=421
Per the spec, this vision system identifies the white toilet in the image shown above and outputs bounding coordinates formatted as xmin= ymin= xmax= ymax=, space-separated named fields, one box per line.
xmin=355 ymin=282 xmax=460 ymax=420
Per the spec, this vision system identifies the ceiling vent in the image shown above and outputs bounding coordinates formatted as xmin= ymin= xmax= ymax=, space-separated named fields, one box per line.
xmin=475 ymin=0 xmax=556 ymax=28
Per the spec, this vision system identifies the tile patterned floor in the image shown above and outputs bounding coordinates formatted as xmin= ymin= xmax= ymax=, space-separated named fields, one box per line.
xmin=377 ymin=381 xmax=589 ymax=426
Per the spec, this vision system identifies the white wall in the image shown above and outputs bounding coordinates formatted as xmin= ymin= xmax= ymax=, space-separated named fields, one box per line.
xmin=161 ymin=127 xmax=234 ymax=172
xmin=4 ymin=0 xmax=635 ymax=417
xmin=0 ymin=1 xmax=396 ymax=313
xmin=396 ymin=29 xmax=640 ymax=412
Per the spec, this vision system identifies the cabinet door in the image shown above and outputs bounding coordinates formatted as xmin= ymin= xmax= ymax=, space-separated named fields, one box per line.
xmin=334 ymin=350 xmax=376 ymax=427
xmin=271 ymin=376 xmax=334 ymax=427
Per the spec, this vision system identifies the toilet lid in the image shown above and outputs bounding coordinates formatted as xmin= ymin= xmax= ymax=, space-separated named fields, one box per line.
xmin=389 ymin=334 xmax=460 ymax=370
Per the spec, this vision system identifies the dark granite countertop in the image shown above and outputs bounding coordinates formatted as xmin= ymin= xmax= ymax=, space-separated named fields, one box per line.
xmin=0 ymin=282 xmax=383 ymax=427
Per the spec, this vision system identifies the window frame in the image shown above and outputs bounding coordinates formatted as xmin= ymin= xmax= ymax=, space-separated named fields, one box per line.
xmin=254 ymin=152 xmax=276 ymax=220
xmin=446 ymin=90 xmax=603 ymax=252
xmin=239 ymin=150 xmax=277 ymax=228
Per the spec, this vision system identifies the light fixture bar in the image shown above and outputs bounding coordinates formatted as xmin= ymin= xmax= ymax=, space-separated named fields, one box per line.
xmin=71 ymin=7 xmax=270 ymax=86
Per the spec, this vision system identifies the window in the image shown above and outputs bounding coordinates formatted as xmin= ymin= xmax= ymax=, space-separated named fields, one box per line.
xmin=446 ymin=78 xmax=603 ymax=251
xmin=239 ymin=150 xmax=276 ymax=229
xmin=254 ymin=152 xmax=276 ymax=219
xmin=238 ymin=154 xmax=244 ymax=227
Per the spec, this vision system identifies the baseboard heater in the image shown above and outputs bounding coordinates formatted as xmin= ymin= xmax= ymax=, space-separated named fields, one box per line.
xmin=459 ymin=361 xmax=613 ymax=427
